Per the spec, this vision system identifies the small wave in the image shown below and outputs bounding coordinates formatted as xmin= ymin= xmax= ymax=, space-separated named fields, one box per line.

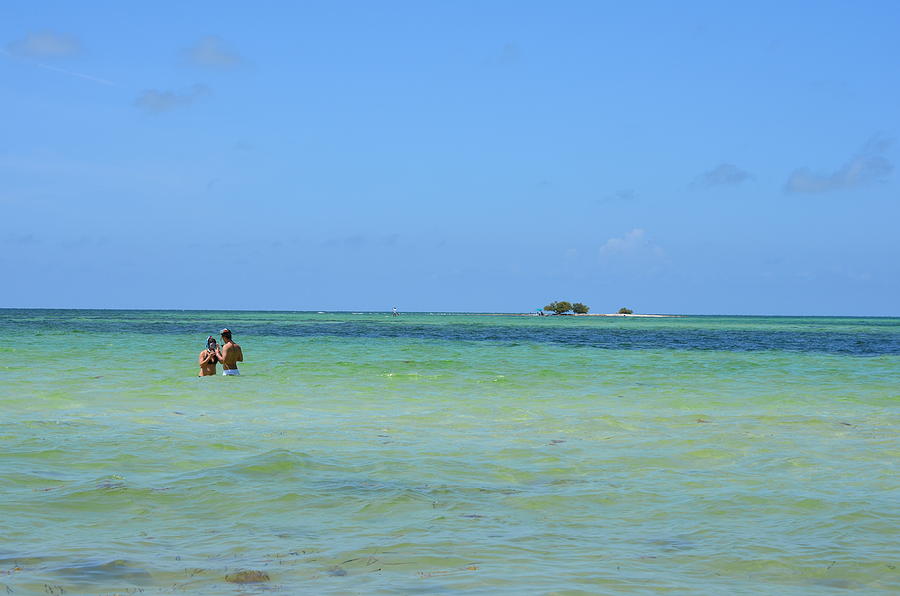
xmin=182 ymin=449 xmax=347 ymax=481
xmin=51 ymin=559 xmax=154 ymax=585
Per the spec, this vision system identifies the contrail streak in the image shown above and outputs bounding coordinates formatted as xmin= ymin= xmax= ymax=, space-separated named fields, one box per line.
xmin=35 ymin=62 xmax=117 ymax=86
xmin=1 ymin=47 xmax=117 ymax=87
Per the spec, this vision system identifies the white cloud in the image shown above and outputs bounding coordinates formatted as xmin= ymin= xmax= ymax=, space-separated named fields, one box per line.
xmin=601 ymin=228 xmax=645 ymax=255
xmin=599 ymin=228 xmax=665 ymax=262
xmin=785 ymin=137 xmax=893 ymax=193
xmin=6 ymin=31 xmax=81 ymax=58
xmin=184 ymin=36 xmax=243 ymax=69
xmin=134 ymin=84 xmax=211 ymax=113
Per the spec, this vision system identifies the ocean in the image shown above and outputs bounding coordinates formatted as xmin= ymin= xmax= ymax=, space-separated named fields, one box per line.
xmin=1 ymin=309 xmax=898 ymax=594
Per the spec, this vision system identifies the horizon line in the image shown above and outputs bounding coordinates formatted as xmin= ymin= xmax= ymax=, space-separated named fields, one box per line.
xmin=0 ymin=307 xmax=897 ymax=318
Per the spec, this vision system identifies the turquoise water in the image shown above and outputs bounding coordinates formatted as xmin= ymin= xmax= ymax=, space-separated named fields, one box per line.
xmin=1 ymin=310 xmax=898 ymax=594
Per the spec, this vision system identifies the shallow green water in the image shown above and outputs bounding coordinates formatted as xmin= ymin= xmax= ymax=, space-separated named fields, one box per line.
xmin=1 ymin=310 xmax=898 ymax=594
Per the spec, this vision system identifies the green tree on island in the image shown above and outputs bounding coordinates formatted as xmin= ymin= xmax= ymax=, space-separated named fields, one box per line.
xmin=618 ymin=307 xmax=634 ymax=314
xmin=572 ymin=302 xmax=589 ymax=314
xmin=544 ymin=301 xmax=573 ymax=315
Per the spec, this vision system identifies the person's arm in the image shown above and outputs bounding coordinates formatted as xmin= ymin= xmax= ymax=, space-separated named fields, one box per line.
xmin=235 ymin=345 xmax=243 ymax=362
xmin=216 ymin=344 xmax=230 ymax=363
xmin=199 ymin=350 xmax=213 ymax=365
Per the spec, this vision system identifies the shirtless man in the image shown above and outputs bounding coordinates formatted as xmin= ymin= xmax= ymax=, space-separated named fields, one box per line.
xmin=215 ymin=328 xmax=243 ymax=376
xmin=198 ymin=336 xmax=219 ymax=376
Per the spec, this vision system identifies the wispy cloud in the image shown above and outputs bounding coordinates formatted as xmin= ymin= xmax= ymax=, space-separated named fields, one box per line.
xmin=184 ymin=36 xmax=243 ymax=69
xmin=497 ymin=42 xmax=520 ymax=65
xmin=322 ymin=234 xmax=402 ymax=249
xmin=599 ymin=228 xmax=665 ymax=260
xmin=785 ymin=136 xmax=893 ymax=193
xmin=487 ymin=42 xmax=521 ymax=67
xmin=691 ymin=163 xmax=752 ymax=189
xmin=134 ymin=84 xmax=211 ymax=113
xmin=2 ymin=232 xmax=39 ymax=245
xmin=6 ymin=31 xmax=81 ymax=58
xmin=599 ymin=189 xmax=637 ymax=204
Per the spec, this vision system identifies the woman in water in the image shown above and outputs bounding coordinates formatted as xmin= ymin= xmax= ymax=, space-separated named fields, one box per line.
xmin=198 ymin=336 xmax=219 ymax=376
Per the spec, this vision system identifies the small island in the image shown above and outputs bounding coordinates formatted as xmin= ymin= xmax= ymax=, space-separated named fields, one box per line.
xmin=474 ymin=303 xmax=674 ymax=317
xmin=534 ymin=301 xmax=672 ymax=317
xmin=543 ymin=301 xmax=588 ymax=315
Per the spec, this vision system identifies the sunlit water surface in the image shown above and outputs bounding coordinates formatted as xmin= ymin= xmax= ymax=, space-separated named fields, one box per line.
xmin=1 ymin=310 xmax=898 ymax=594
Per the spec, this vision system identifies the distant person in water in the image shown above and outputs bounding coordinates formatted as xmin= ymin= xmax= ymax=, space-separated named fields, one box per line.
xmin=198 ymin=336 xmax=219 ymax=377
xmin=392 ymin=306 xmax=399 ymax=316
xmin=215 ymin=328 xmax=243 ymax=376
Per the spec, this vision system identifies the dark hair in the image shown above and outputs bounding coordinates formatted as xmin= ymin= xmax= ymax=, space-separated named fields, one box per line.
xmin=221 ymin=330 xmax=232 ymax=339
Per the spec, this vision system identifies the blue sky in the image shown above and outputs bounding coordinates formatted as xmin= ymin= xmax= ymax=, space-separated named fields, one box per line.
xmin=2 ymin=1 xmax=898 ymax=315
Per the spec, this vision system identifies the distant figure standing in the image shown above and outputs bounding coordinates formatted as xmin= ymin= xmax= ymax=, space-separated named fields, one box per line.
xmin=215 ymin=328 xmax=243 ymax=376
xmin=198 ymin=336 xmax=219 ymax=376
xmin=392 ymin=307 xmax=399 ymax=317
